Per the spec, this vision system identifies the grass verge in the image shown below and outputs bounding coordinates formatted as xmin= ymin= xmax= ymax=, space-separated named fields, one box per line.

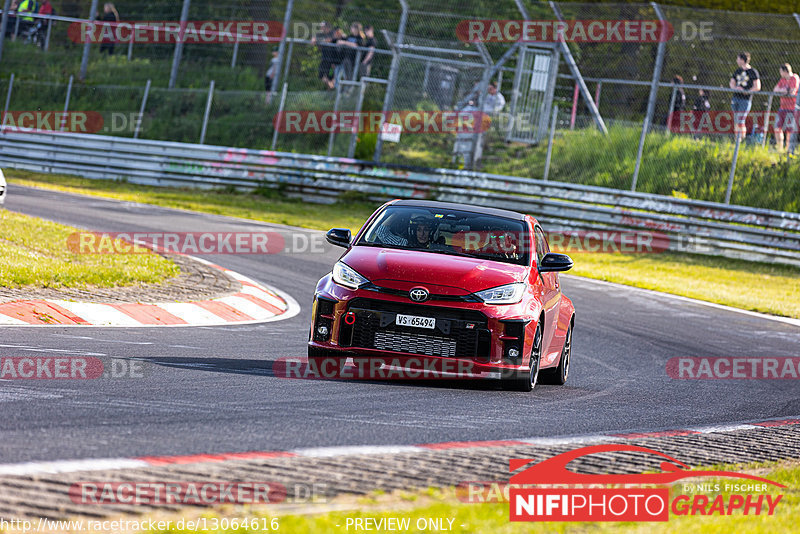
xmin=143 ymin=459 xmax=799 ymax=534
xmin=0 ymin=209 xmax=178 ymax=288
xmin=6 ymin=170 xmax=800 ymax=318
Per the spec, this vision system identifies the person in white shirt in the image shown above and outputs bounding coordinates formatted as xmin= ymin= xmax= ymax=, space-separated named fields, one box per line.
xmin=483 ymin=82 xmax=506 ymax=115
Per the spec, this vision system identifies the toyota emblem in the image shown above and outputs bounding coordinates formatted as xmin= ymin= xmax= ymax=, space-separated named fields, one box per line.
xmin=409 ymin=288 xmax=430 ymax=302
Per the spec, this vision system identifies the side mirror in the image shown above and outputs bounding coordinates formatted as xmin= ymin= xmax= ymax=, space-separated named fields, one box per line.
xmin=538 ymin=252 xmax=573 ymax=273
xmin=326 ymin=228 xmax=352 ymax=248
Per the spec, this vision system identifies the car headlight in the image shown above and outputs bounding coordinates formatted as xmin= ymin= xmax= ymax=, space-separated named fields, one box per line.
xmin=332 ymin=261 xmax=369 ymax=289
xmin=474 ymin=282 xmax=526 ymax=304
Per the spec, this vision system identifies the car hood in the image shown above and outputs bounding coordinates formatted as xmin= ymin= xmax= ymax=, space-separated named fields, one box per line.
xmin=342 ymin=246 xmax=528 ymax=295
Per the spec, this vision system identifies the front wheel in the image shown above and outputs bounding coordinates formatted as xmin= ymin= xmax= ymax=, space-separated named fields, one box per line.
xmin=503 ymin=322 xmax=541 ymax=392
xmin=540 ymin=323 xmax=571 ymax=385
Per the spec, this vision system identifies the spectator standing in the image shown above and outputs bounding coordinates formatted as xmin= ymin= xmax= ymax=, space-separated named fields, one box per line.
xmin=311 ymin=21 xmax=334 ymax=89
xmin=97 ymin=3 xmax=119 ymax=55
xmin=264 ymin=47 xmax=279 ymax=104
xmin=772 ymin=63 xmax=799 ymax=152
xmin=482 ymin=81 xmax=506 ymax=115
xmin=360 ymin=26 xmax=376 ymax=78
xmin=729 ymin=52 xmax=760 ymax=139
xmin=5 ymin=1 xmax=18 ymax=39
xmin=667 ymin=75 xmax=686 ymax=130
xmin=692 ymin=88 xmax=711 ymax=112
xmin=338 ymin=22 xmax=363 ymax=82
xmin=16 ymin=0 xmax=37 ymax=36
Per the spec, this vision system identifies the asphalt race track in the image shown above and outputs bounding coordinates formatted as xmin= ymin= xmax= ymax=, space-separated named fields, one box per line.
xmin=2 ymin=184 xmax=799 ymax=464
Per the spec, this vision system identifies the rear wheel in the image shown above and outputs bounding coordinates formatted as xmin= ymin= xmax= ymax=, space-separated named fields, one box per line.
xmin=541 ymin=323 xmax=571 ymax=385
xmin=307 ymin=346 xmax=346 ymax=378
xmin=503 ymin=322 xmax=541 ymax=392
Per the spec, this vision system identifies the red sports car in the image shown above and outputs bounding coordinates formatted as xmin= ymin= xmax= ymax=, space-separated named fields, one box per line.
xmin=308 ymin=199 xmax=575 ymax=391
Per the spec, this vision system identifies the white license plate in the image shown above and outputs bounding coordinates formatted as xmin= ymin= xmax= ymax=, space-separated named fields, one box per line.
xmin=395 ymin=314 xmax=435 ymax=329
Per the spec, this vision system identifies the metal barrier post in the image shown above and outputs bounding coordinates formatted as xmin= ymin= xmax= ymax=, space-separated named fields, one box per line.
xmin=271 ymin=0 xmax=294 ymax=95
xmin=134 ymin=79 xmax=151 ymax=139
xmin=594 ymin=81 xmax=602 ymax=109
xmin=631 ymin=116 xmax=649 ymax=191
xmin=2 ymin=73 xmax=14 ymax=131
xmin=543 ymin=105 xmax=559 ymax=181
xmin=351 ymin=50 xmax=362 ymax=81
xmin=569 ymin=82 xmax=578 ymax=130
xmin=763 ymin=94 xmax=773 ymax=148
xmin=726 ymin=133 xmax=742 ymax=204
xmin=127 ymin=37 xmax=133 ymax=61
xmin=169 ymin=0 xmax=191 ymax=89
xmin=373 ymin=0 xmax=408 ymax=161
xmin=13 ymin=11 xmax=19 ymax=39
xmin=44 ymin=17 xmax=53 ymax=51
xmin=0 ymin=0 xmax=10 ymax=62
xmin=199 ymin=80 xmax=215 ymax=144
xmin=231 ymin=40 xmax=239 ymax=68
xmin=79 ymin=0 xmax=100 ymax=81
xmin=271 ymin=82 xmax=287 ymax=150
xmin=60 ymin=75 xmax=73 ymax=132
xmin=328 ymin=79 xmax=343 ymax=157
xmin=348 ymin=81 xmax=367 ymax=159
xmin=665 ymin=84 xmax=677 ymax=135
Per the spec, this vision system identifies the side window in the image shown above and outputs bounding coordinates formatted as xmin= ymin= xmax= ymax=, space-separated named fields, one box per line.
xmin=534 ymin=226 xmax=549 ymax=264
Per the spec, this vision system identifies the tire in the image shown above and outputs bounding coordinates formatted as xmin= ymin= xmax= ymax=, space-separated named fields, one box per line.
xmin=307 ymin=346 xmax=346 ymax=378
xmin=503 ymin=322 xmax=541 ymax=392
xmin=540 ymin=322 xmax=572 ymax=385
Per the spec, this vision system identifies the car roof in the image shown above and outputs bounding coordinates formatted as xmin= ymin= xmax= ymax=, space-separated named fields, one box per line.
xmin=389 ymin=199 xmax=528 ymax=222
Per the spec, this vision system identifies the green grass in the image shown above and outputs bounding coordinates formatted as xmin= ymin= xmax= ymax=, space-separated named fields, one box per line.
xmin=7 ymin=170 xmax=800 ymax=318
xmin=0 ymin=209 xmax=178 ymax=288
xmin=145 ymin=460 xmax=800 ymax=533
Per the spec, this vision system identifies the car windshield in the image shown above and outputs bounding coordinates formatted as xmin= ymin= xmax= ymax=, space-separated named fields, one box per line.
xmin=357 ymin=205 xmax=530 ymax=266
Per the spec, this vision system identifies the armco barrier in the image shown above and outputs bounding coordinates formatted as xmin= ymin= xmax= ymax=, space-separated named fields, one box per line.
xmin=1 ymin=130 xmax=799 ymax=266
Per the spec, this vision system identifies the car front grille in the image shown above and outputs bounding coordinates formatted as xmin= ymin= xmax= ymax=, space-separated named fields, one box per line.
xmin=341 ymin=298 xmax=490 ymax=359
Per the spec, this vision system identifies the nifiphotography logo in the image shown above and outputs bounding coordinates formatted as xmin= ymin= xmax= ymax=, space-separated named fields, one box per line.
xmin=459 ymin=444 xmax=784 ymax=522
xmin=507 ymin=445 xmax=784 ymax=522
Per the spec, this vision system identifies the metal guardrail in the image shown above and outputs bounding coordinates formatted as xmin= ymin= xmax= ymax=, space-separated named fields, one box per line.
xmin=1 ymin=130 xmax=799 ymax=266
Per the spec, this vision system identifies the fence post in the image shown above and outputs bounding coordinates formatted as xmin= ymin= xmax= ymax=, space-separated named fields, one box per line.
xmin=271 ymin=0 xmax=294 ymax=95
xmin=725 ymin=133 xmax=742 ymax=204
xmin=2 ymin=72 xmax=13 ymax=131
xmin=348 ymin=81 xmax=367 ymax=159
xmin=373 ymin=0 xmax=408 ymax=162
xmin=0 ymin=0 xmax=10 ymax=63
xmin=60 ymin=75 xmax=74 ymax=132
xmin=665 ymin=84 xmax=677 ymax=136
xmin=231 ymin=40 xmax=239 ymax=69
xmin=762 ymin=94 xmax=772 ymax=148
xmin=594 ymin=81 xmax=602 ymax=109
xmin=134 ymin=79 xmax=151 ymax=139
xmin=351 ymin=50 xmax=362 ymax=81
xmin=543 ymin=105 xmax=559 ymax=181
xmin=271 ymin=82 xmax=288 ymax=151
xmin=569 ymin=81 xmax=578 ymax=130
xmin=169 ymin=0 xmax=191 ymax=89
xmin=327 ymin=79 xmax=343 ymax=157
xmin=44 ymin=17 xmax=54 ymax=51
xmin=631 ymin=116 xmax=649 ymax=191
xmin=199 ymin=80 xmax=215 ymax=144
xmin=631 ymin=2 xmax=667 ymax=177
xmin=127 ymin=37 xmax=133 ymax=61
xmin=79 ymin=0 xmax=100 ymax=81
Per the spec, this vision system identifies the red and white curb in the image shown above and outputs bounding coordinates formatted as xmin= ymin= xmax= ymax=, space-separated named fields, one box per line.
xmin=1 ymin=417 xmax=797 ymax=476
xmin=0 ymin=259 xmax=299 ymax=327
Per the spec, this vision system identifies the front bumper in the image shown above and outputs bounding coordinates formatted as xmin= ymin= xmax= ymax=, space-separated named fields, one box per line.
xmin=309 ymin=275 xmax=539 ymax=374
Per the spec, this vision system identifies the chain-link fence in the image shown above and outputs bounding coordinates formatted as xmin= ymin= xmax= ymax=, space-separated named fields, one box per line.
xmin=2 ymin=1 xmax=800 ymax=212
